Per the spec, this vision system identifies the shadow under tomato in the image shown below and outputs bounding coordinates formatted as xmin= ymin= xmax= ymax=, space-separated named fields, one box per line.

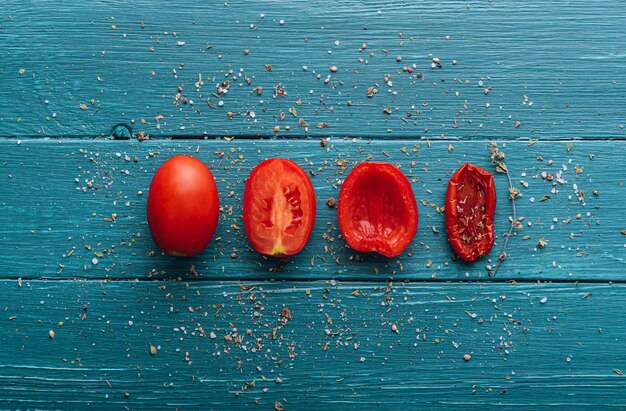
xmin=340 ymin=249 xmax=411 ymax=278
xmin=143 ymin=253 xmax=209 ymax=279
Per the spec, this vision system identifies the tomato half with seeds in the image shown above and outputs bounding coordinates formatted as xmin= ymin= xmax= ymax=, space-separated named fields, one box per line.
xmin=445 ymin=162 xmax=496 ymax=262
xmin=147 ymin=155 xmax=220 ymax=257
xmin=338 ymin=162 xmax=418 ymax=258
xmin=243 ymin=158 xmax=316 ymax=257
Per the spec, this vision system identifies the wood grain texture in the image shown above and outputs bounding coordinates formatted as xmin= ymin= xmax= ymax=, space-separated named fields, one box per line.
xmin=1 ymin=139 xmax=623 ymax=281
xmin=2 ymin=2 xmax=626 ymax=408
xmin=1 ymin=0 xmax=625 ymax=140
xmin=1 ymin=280 xmax=625 ymax=410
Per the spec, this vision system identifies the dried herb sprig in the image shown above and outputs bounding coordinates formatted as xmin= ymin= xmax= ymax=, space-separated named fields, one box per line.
xmin=490 ymin=142 xmax=520 ymax=276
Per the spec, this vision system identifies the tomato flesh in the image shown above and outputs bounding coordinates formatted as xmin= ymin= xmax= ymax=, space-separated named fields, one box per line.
xmin=243 ymin=158 xmax=316 ymax=257
xmin=445 ymin=162 xmax=496 ymax=262
xmin=338 ymin=162 xmax=418 ymax=258
xmin=147 ymin=155 xmax=220 ymax=257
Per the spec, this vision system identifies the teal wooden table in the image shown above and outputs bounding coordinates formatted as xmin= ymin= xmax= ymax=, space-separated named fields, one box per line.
xmin=1 ymin=1 xmax=625 ymax=409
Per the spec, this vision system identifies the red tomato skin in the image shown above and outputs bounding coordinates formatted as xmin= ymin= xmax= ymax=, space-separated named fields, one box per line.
xmin=337 ymin=162 xmax=418 ymax=258
xmin=147 ymin=155 xmax=220 ymax=257
xmin=445 ymin=162 xmax=496 ymax=262
xmin=243 ymin=158 xmax=316 ymax=257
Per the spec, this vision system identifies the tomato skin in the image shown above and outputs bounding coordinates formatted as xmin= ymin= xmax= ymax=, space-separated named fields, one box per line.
xmin=147 ymin=155 xmax=220 ymax=257
xmin=243 ymin=158 xmax=316 ymax=257
xmin=337 ymin=162 xmax=418 ymax=258
xmin=445 ymin=162 xmax=496 ymax=262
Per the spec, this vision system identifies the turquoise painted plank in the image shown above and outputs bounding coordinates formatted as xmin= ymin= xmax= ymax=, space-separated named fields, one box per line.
xmin=1 ymin=0 xmax=625 ymax=140
xmin=1 ymin=280 xmax=625 ymax=409
xmin=1 ymin=139 xmax=623 ymax=281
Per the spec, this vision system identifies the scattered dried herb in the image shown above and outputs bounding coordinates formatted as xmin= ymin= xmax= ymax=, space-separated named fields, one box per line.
xmin=490 ymin=143 xmax=517 ymax=276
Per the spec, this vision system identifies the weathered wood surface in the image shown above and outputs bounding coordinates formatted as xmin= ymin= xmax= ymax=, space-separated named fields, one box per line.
xmin=2 ymin=280 xmax=626 ymax=410
xmin=1 ymin=139 xmax=622 ymax=282
xmin=2 ymin=0 xmax=626 ymax=409
xmin=1 ymin=0 xmax=625 ymax=140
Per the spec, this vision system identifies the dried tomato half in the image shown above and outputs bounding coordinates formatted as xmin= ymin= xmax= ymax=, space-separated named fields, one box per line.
xmin=338 ymin=162 xmax=418 ymax=257
xmin=445 ymin=162 xmax=496 ymax=262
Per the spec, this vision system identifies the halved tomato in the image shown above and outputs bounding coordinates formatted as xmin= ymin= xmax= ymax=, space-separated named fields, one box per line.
xmin=445 ymin=162 xmax=496 ymax=262
xmin=243 ymin=158 xmax=316 ymax=257
xmin=337 ymin=162 xmax=418 ymax=258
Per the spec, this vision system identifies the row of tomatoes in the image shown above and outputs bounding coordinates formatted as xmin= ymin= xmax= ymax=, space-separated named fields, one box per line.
xmin=147 ymin=155 xmax=496 ymax=263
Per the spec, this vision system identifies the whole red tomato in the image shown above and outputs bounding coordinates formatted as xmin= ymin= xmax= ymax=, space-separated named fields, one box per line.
xmin=243 ymin=158 xmax=316 ymax=257
xmin=445 ymin=162 xmax=496 ymax=262
xmin=147 ymin=155 xmax=220 ymax=257
xmin=338 ymin=162 xmax=418 ymax=257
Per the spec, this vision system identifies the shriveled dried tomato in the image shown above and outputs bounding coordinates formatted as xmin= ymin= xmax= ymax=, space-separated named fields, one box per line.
xmin=445 ymin=162 xmax=496 ymax=262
